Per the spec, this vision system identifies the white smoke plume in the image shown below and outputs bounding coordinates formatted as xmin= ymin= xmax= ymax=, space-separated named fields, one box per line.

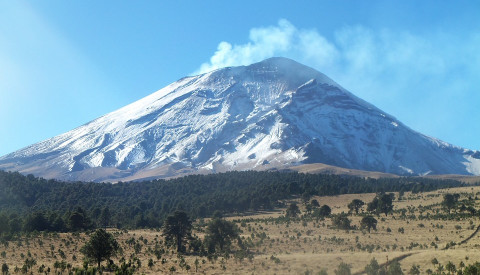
xmin=197 ymin=19 xmax=480 ymax=149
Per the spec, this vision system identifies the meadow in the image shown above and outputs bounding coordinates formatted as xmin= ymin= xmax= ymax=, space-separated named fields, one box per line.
xmin=2 ymin=185 xmax=480 ymax=274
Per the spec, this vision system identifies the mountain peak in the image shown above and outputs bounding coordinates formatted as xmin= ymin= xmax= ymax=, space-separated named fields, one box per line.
xmin=252 ymin=56 xmax=305 ymax=67
xmin=1 ymin=58 xmax=479 ymax=181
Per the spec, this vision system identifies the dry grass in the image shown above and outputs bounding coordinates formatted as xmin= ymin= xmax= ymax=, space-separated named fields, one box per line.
xmin=2 ymin=185 xmax=480 ymax=274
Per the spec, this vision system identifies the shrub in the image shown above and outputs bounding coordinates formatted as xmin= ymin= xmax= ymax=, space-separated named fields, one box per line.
xmin=270 ymin=255 xmax=281 ymax=264
xmin=365 ymin=258 xmax=380 ymax=275
xmin=332 ymin=214 xmax=352 ymax=230
xmin=388 ymin=261 xmax=404 ymax=275
xmin=286 ymin=203 xmax=301 ymax=218
xmin=334 ymin=262 xmax=351 ymax=275
xmin=2 ymin=263 xmax=8 ymax=275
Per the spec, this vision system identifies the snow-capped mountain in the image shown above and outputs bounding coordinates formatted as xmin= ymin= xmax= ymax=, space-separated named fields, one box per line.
xmin=1 ymin=57 xmax=479 ymax=182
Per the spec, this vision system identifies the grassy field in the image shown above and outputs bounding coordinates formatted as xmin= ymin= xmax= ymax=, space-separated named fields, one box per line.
xmin=2 ymin=185 xmax=480 ymax=274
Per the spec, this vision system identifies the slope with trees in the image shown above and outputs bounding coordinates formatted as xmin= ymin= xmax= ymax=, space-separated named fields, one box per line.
xmin=0 ymin=169 xmax=472 ymax=234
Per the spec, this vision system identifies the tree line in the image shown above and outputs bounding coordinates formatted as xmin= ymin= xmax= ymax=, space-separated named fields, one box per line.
xmin=0 ymin=169 xmax=471 ymax=235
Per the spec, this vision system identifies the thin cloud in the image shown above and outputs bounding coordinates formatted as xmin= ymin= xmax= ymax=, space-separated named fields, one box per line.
xmin=196 ymin=19 xmax=480 ymax=149
xmin=196 ymin=19 xmax=337 ymax=74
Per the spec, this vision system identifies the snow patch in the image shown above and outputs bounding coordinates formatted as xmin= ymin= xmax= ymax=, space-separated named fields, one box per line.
xmin=399 ymin=165 xmax=414 ymax=174
xmin=1 ymin=57 xmax=477 ymax=181
xmin=463 ymin=155 xmax=480 ymax=175
xmin=419 ymin=170 xmax=432 ymax=176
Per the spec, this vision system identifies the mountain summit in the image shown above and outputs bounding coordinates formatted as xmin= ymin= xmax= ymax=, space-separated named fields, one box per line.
xmin=1 ymin=57 xmax=479 ymax=181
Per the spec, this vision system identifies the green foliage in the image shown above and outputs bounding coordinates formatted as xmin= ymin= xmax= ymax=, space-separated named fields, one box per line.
xmin=334 ymin=262 xmax=351 ymax=275
xmin=313 ymin=205 xmax=331 ymax=218
xmin=148 ymin=258 xmax=154 ymax=268
xmin=100 ymin=207 xmax=111 ymax=228
xmin=0 ymin=215 xmax=8 ymax=235
xmin=408 ymin=264 xmax=420 ymax=275
xmin=0 ymin=170 xmax=468 ymax=232
xmin=8 ymin=217 xmax=21 ymax=233
xmin=205 ymin=218 xmax=239 ymax=253
xmin=24 ymin=212 xmax=50 ymax=232
xmin=445 ymin=261 xmax=456 ymax=274
xmin=286 ymin=203 xmax=301 ymax=218
xmin=162 ymin=211 xmax=192 ymax=253
xmin=115 ymin=260 xmax=136 ymax=275
xmin=332 ymin=213 xmax=352 ymax=230
xmin=463 ymin=262 xmax=480 ymax=275
xmin=348 ymin=199 xmax=365 ymax=214
xmin=68 ymin=207 xmax=93 ymax=231
xmin=1 ymin=263 xmax=8 ymax=275
xmin=367 ymin=193 xmax=394 ymax=216
xmin=442 ymin=193 xmax=460 ymax=213
xmin=387 ymin=261 xmax=404 ymax=275
xmin=270 ymin=255 xmax=281 ymax=264
xmin=81 ymin=229 xmax=120 ymax=268
xmin=365 ymin=258 xmax=380 ymax=275
xmin=361 ymin=216 xmax=378 ymax=233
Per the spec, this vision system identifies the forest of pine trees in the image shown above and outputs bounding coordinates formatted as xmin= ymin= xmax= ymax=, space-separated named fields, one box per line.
xmin=0 ymin=169 xmax=471 ymax=235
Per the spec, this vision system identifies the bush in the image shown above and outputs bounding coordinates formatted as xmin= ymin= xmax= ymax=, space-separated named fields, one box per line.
xmin=270 ymin=255 xmax=281 ymax=264
xmin=409 ymin=264 xmax=420 ymax=275
xmin=314 ymin=205 xmax=332 ymax=218
xmin=332 ymin=214 xmax=352 ymax=230
xmin=365 ymin=258 xmax=380 ymax=275
xmin=360 ymin=216 xmax=377 ymax=233
xmin=286 ymin=203 xmax=301 ymax=218
xmin=335 ymin=262 xmax=351 ymax=275
xmin=388 ymin=261 xmax=404 ymax=275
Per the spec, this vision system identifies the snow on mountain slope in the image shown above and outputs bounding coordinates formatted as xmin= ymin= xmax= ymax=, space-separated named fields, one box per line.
xmin=1 ymin=57 xmax=479 ymax=182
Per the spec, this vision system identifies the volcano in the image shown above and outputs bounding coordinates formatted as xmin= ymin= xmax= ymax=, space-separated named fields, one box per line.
xmin=1 ymin=57 xmax=479 ymax=182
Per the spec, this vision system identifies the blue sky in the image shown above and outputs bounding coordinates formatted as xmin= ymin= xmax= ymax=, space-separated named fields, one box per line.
xmin=1 ymin=0 xmax=479 ymax=156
